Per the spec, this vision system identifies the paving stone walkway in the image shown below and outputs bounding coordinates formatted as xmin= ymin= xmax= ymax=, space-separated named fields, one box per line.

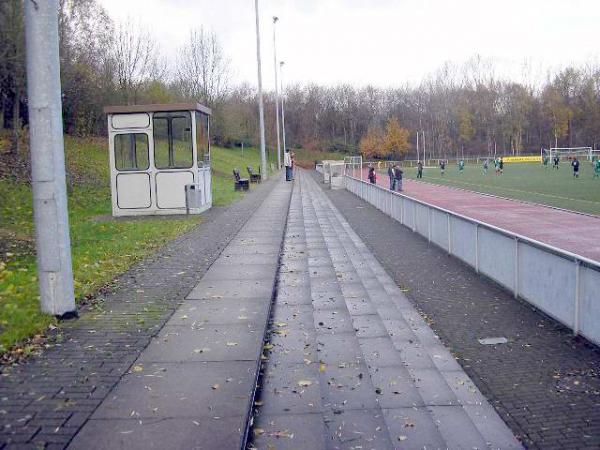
xmin=0 ymin=175 xmax=283 ymax=450
xmin=67 ymin=180 xmax=292 ymax=449
xmin=250 ymin=170 xmax=521 ymax=450
xmin=317 ymin=171 xmax=600 ymax=450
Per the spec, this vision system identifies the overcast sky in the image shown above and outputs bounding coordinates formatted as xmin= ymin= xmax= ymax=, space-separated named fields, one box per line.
xmin=98 ymin=0 xmax=600 ymax=89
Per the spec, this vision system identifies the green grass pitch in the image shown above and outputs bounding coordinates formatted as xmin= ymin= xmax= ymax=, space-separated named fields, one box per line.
xmin=399 ymin=161 xmax=600 ymax=216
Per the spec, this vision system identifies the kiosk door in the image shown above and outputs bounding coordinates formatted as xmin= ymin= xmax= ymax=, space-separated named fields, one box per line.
xmin=113 ymin=133 xmax=152 ymax=210
xmin=153 ymin=111 xmax=195 ymax=210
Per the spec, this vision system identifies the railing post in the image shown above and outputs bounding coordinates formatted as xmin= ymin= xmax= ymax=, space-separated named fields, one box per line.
xmin=427 ymin=207 xmax=432 ymax=243
xmin=475 ymin=224 xmax=480 ymax=273
xmin=447 ymin=213 xmax=452 ymax=254
xmin=413 ymin=202 xmax=417 ymax=232
xmin=400 ymin=196 xmax=404 ymax=224
xmin=574 ymin=260 xmax=581 ymax=336
xmin=514 ymin=237 xmax=519 ymax=298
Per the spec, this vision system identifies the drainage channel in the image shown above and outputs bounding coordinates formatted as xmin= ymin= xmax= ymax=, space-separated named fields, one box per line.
xmin=242 ymin=182 xmax=295 ymax=449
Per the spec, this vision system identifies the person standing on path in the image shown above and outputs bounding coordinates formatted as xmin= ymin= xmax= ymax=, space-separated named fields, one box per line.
xmin=284 ymin=148 xmax=292 ymax=181
xmin=368 ymin=166 xmax=377 ymax=184
xmin=394 ymin=164 xmax=404 ymax=192
xmin=388 ymin=164 xmax=394 ymax=190
xmin=417 ymin=161 xmax=423 ymax=179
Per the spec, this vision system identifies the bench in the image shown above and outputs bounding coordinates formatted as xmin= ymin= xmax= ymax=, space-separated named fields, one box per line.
xmin=233 ymin=169 xmax=250 ymax=191
xmin=247 ymin=166 xmax=262 ymax=183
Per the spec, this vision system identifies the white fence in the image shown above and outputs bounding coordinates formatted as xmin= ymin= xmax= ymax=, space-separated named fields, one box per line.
xmin=345 ymin=176 xmax=600 ymax=346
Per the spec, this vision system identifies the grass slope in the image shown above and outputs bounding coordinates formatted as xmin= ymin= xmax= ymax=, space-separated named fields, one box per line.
xmin=399 ymin=162 xmax=600 ymax=216
xmin=0 ymin=134 xmax=275 ymax=353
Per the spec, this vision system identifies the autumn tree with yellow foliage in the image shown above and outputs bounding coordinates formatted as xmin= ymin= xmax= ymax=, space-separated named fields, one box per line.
xmin=359 ymin=125 xmax=385 ymax=159
xmin=382 ymin=118 xmax=411 ymax=159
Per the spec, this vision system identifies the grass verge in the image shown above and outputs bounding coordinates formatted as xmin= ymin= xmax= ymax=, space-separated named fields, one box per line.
xmin=0 ymin=134 xmax=275 ymax=354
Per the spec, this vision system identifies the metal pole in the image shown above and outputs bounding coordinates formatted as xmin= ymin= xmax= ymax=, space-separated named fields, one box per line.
xmin=254 ymin=0 xmax=268 ymax=180
xmin=272 ymin=17 xmax=282 ymax=170
xmin=24 ymin=0 xmax=76 ymax=317
xmin=280 ymin=61 xmax=287 ymax=154
xmin=416 ymin=131 xmax=419 ymax=162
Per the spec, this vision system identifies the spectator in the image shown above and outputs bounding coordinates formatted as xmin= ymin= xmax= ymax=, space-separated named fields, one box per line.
xmin=394 ymin=164 xmax=404 ymax=192
xmin=368 ymin=166 xmax=377 ymax=184
xmin=284 ymin=148 xmax=292 ymax=181
xmin=387 ymin=164 xmax=394 ymax=190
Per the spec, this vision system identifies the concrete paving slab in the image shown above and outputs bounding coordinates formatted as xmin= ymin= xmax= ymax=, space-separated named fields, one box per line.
xmin=172 ymin=298 xmax=270 ymax=326
xmin=186 ymin=278 xmax=275 ymax=300
xmin=92 ymin=361 xmax=255 ymax=419
xmin=428 ymin=405 xmax=489 ymax=449
xmin=258 ymin=363 xmax=322 ymax=415
xmin=408 ymin=368 xmax=458 ymax=406
xmin=351 ymin=315 xmax=388 ymax=338
xmin=319 ymin=362 xmax=378 ymax=411
xmin=369 ymin=366 xmax=424 ymax=408
xmin=199 ymin=263 xmax=277 ymax=282
xmin=382 ymin=407 xmax=446 ymax=449
xmin=358 ymin=337 xmax=404 ymax=368
xmin=322 ymin=409 xmax=393 ymax=450
xmin=69 ymin=417 xmax=245 ymax=450
xmin=314 ymin=309 xmax=355 ymax=335
xmin=252 ymin=413 xmax=327 ymax=450
xmin=138 ymin=324 xmax=263 ymax=363
xmin=316 ymin=334 xmax=363 ymax=365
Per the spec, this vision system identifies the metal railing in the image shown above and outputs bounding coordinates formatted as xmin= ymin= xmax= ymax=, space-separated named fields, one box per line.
xmin=344 ymin=175 xmax=600 ymax=346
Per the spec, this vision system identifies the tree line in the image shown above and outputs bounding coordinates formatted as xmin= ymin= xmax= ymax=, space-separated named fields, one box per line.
xmin=3 ymin=0 xmax=600 ymax=161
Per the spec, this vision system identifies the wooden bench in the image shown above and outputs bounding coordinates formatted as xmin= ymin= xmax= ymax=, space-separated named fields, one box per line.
xmin=247 ymin=166 xmax=262 ymax=183
xmin=233 ymin=169 xmax=250 ymax=191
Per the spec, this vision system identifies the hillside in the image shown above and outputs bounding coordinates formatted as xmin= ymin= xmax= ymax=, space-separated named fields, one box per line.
xmin=0 ymin=133 xmax=275 ymax=355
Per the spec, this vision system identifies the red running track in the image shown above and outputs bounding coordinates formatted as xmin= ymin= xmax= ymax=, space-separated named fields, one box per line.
xmin=361 ymin=170 xmax=600 ymax=263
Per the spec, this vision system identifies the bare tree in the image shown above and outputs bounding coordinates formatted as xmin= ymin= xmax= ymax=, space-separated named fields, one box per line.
xmin=0 ymin=0 xmax=25 ymax=155
xmin=176 ymin=27 xmax=230 ymax=106
xmin=113 ymin=20 xmax=157 ymax=104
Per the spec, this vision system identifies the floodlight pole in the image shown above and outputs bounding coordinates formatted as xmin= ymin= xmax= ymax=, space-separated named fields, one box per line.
xmin=24 ymin=0 xmax=76 ymax=316
xmin=280 ymin=61 xmax=287 ymax=154
xmin=255 ymin=0 xmax=268 ymax=180
xmin=272 ymin=17 xmax=282 ymax=170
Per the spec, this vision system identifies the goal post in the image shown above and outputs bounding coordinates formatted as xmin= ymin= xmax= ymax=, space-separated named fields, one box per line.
xmin=548 ymin=147 xmax=598 ymax=161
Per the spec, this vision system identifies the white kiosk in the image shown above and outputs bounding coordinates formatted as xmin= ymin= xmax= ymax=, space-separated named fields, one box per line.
xmin=104 ymin=103 xmax=212 ymax=217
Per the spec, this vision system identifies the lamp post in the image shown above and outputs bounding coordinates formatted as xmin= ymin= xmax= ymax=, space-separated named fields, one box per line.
xmin=254 ymin=0 xmax=268 ymax=179
xmin=280 ymin=61 xmax=287 ymax=155
xmin=273 ymin=16 xmax=282 ymax=170
xmin=24 ymin=0 xmax=76 ymax=317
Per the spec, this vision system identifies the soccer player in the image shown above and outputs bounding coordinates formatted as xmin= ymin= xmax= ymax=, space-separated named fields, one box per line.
xmin=417 ymin=161 xmax=423 ymax=179
xmin=494 ymin=158 xmax=500 ymax=175
xmin=499 ymin=157 xmax=504 ymax=174
xmin=571 ymin=157 xmax=580 ymax=178
xmin=483 ymin=159 xmax=489 ymax=175
xmin=543 ymin=155 xmax=550 ymax=169
xmin=553 ymin=156 xmax=560 ymax=170
xmin=458 ymin=159 xmax=465 ymax=173
xmin=440 ymin=160 xmax=446 ymax=176
xmin=594 ymin=158 xmax=600 ymax=178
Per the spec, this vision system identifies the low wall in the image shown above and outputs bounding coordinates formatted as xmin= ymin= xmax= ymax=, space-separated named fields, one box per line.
xmin=345 ymin=176 xmax=600 ymax=346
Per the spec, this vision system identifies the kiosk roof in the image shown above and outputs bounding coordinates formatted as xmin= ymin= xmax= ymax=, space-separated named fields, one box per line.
xmin=103 ymin=103 xmax=211 ymax=115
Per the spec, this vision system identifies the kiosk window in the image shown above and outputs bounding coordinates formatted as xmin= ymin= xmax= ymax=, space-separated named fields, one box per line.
xmin=153 ymin=112 xmax=193 ymax=169
xmin=114 ymin=133 xmax=149 ymax=171
xmin=195 ymin=112 xmax=210 ymax=165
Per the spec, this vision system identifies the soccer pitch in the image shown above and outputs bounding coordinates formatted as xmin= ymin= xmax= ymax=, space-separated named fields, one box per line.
xmin=399 ymin=162 xmax=600 ymax=216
